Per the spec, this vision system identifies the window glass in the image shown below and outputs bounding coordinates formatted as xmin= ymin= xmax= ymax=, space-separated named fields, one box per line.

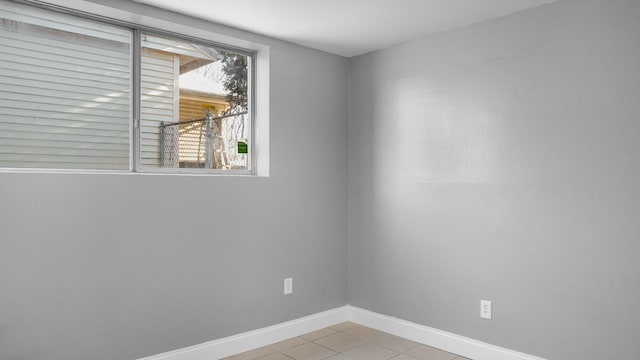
xmin=140 ymin=32 xmax=250 ymax=171
xmin=0 ymin=1 xmax=131 ymax=170
xmin=0 ymin=1 xmax=254 ymax=173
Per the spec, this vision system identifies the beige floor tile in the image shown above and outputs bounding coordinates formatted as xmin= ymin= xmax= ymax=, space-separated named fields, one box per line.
xmin=340 ymin=325 xmax=387 ymax=340
xmin=226 ymin=324 xmax=470 ymax=360
xmin=324 ymin=355 xmax=350 ymax=360
xmin=372 ymin=333 xmax=420 ymax=353
xmin=329 ymin=322 xmax=358 ymax=332
xmin=405 ymin=344 xmax=458 ymax=360
xmin=300 ymin=327 xmax=337 ymax=341
xmin=255 ymin=353 xmax=295 ymax=360
xmin=341 ymin=343 xmax=399 ymax=360
xmin=270 ymin=337 xmax=308 ymax=351
xmin=230 ymin=345 xmax=278 ymax=360
xmin=281 ymin=342 xmax=336 ymax=360
xmin=313 ymin=332 xmax=366 ymax=352
xmin=389 ymin=355 xmax=420 ymax=360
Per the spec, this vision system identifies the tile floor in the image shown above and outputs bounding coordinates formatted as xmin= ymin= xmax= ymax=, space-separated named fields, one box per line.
xmin=223 ymin=322 xmax=470 ymax=360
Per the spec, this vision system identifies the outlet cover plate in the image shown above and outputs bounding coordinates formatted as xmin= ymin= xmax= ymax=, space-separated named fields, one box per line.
xmin=481 ymin=300 xmax=492 ymax=320
xmin=284 ymin=278 xmax=293 ymax=295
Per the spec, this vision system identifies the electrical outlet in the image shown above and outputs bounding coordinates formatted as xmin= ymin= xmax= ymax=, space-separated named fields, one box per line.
xmin=284 ymin=278 xmax=293 ymax=295
xmin=481 ymin=300 xmax=492 ymax=320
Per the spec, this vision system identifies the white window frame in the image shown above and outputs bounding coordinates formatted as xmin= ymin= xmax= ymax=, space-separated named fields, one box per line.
xmin=1 ymin=0 xmax=269 ymax=176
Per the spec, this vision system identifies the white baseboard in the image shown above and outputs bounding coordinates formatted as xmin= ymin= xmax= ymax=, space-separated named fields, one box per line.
xmin=137 ymin=306 xmax=348 ymax=360
xmin=138 ymin=305 xmax=548 ymax=360
xmin=347 ymin=305 xmax=548 ymax=360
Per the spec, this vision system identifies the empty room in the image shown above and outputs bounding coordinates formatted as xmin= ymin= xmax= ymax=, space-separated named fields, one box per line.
xmin=1 ymin=0 xmax=638 ymax=360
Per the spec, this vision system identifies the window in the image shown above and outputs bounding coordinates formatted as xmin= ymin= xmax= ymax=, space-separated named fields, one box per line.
xmin=0 ymin=1 xmax=131 ymax=170
xmin=140 ymin=32 xmax=251 ymax=171
xmin=0 ymin=0 xmax=254 ymax=174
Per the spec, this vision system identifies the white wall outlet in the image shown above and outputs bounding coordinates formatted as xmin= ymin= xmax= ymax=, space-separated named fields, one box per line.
xmin=481 ymin=300 xmax=492 ymax=320
xmin=284 ymin=278 xmax=293 ymax=295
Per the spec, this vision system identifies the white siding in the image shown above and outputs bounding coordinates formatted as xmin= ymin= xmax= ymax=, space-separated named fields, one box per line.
xmin=140 ymin=48 xmax=177 ymax=167
xmin=0 ymin=1 xmax=131 ymax=170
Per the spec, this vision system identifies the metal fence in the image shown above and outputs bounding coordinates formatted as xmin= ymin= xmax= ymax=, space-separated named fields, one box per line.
xmin=160 ymin=111 xmax=248 ymax=169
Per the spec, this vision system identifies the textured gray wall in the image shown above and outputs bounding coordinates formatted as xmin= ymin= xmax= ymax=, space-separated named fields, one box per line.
xmin=347 ymin=0 xmax=640 ymax=359
xmin=0 ymin=1 xmax=348 ymax=360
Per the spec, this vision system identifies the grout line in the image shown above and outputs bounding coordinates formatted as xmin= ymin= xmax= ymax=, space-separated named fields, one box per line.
xmin=236 ymin=322 xmax=464 ymax=360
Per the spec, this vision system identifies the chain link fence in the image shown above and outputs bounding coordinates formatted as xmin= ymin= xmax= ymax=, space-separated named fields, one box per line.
xmin=160 ymin=111 xmax=248 ymax=169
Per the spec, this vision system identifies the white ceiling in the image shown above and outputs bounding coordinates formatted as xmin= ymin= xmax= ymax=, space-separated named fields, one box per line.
xmin=133 ymin=0 xmax=556 ymax=57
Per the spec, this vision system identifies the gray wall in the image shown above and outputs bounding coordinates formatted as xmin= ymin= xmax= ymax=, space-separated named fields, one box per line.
xmin=0 ymin=1 xmax=348 ymax=360
xmin=348 ymin=0 xmax=640 ymax=359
